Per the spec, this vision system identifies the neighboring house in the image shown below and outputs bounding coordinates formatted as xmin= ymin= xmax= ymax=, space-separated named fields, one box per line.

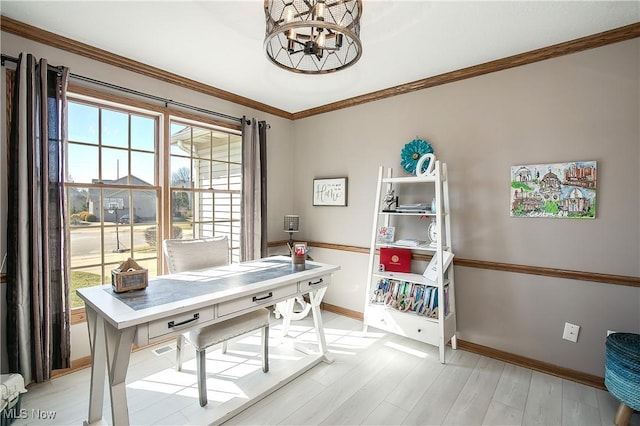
xmin=87 ymin=175 xmax=156 ymax=223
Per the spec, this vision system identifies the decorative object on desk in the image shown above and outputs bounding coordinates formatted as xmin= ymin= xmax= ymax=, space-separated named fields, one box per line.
xmin=283 ymin=214 xmax=300 ymax=249
xmin=383 ymin=188 xmax=398 ymax=212
xmin=111 ymin=258 xmax=148 ymax=293
xmin=379 ymin=247 xmax=411 ymax=273
xmin=313 ymin=177 xmax=348 ymax=206
xmin=427 ymin=217 xmax=438 ymax=248
xmin=423 ymin=250 xmax=454 ymax=282
xmin=400 ymin=138 xmax=434 ymax=175
xmin=377 ymin=226 xmax=395 ymax=244
xmin=416 ymin=153 xmax=436 ymax=177
xmin=510 ymin=160 xmax=596 ymax=219
xmin=291 ymin=242 xmax=307 ymax=271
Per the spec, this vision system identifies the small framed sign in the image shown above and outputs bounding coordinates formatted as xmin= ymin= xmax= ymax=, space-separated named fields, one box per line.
xmin=313 ymin=177 xmax=348 ymax=206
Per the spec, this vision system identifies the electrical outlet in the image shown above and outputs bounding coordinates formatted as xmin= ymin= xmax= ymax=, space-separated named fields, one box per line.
xmin=563 ymin=322 xmax=580 ymax=342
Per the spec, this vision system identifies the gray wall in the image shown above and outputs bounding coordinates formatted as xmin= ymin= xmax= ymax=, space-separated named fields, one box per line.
xmin=1 ymin=30 xmax=639 ymax=379
xmin=290 ymin=39 xmax=640 ymax=377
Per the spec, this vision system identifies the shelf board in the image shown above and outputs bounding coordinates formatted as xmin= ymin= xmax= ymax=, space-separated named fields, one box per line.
xmin=382 ymin=176 xmax=438 ymax=183
xmin=375 ymin=243 xmax=451 ymax=252
xmin=378 ymin=211 xmax=448 ymax=217
xmin=372 ymin=271 xmax=450 ymax=287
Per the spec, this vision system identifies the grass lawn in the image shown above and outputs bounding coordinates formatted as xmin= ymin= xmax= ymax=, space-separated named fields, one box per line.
xmin=70 ymin=270 xmax=108 ymax=308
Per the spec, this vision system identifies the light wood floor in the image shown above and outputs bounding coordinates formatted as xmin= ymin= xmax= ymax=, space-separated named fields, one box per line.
xmin=11 ymin=310 xmax=639 ymax=425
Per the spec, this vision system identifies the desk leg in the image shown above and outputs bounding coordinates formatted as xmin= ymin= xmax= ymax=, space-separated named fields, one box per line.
xmin=308 ymin=287 xmax=333 ymax=364
xmin=104 ymin=322 xmax=136 ymax=426
xmin=85 ymin=307 xmax=106 ymax=425
xmin=281 ymin=298 xmax=295 ymax=337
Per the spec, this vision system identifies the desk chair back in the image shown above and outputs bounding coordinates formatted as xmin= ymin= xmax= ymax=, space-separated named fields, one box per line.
xmin=163 ymin=236 xmax=229 ymax=273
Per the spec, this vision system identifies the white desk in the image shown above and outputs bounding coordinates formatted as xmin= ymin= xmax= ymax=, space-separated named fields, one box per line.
xmin=77 ymin=256 xmax=340 ymax=426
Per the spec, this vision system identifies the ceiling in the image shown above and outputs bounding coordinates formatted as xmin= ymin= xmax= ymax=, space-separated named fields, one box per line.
xmin=1 ymin=1 xmax=638 ymax=114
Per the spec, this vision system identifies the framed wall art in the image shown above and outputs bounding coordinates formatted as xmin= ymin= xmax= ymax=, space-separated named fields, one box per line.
xmin=510 ymin=160 xmax=596 ymax=219
xmin=313 ymin=177 xmax=348 ymax=206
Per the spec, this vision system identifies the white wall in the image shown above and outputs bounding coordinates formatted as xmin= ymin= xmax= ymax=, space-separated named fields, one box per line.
xmin=290 ymin=39 xmax=640 ymax=377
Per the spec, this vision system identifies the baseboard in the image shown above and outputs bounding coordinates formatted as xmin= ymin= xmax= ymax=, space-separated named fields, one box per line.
xmin=456 ymin=340 xmax=605 ymax=390
xmin=320 ymin=301 xmax=606 ymax=390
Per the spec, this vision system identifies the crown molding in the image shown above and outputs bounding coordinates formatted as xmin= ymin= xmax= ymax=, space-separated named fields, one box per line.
xmin=2 ymin=16 xmax=638 ymax=120
xmin=0 ymin=15 xmax=294 ymax=120
xmin=292 ymin=22 xmax=640 ymax=119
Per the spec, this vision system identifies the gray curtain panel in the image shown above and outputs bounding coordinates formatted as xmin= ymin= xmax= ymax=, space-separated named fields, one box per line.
xmin=6 ymin=53 xmax=71 ymax=384
xmin=240 ymin=118 xmax=268 ymax=261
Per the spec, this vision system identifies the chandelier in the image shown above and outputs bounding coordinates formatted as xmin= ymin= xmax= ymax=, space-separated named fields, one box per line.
xmin=264 ymin=0 xmax=363 ymax=74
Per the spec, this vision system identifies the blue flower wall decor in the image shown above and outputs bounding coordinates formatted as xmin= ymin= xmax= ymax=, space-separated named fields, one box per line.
xmin=400 ymin=139 xmax=434 ymax=174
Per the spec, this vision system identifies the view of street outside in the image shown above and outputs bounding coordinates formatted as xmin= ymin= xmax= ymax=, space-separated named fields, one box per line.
xmin=69 ymin=220 xmax=193 ymax=307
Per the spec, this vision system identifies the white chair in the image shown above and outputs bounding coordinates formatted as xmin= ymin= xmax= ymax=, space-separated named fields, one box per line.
xmin=162 ymin=237 xmax=270 ymax=407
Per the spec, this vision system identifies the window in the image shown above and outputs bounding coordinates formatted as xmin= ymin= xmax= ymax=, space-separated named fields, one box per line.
xmin=65 ymin=96 xmax=243 ymax=311
xmin=169 ymin=120 xmax=242 ymax=262
xmin=66 ymin=99 xmax=160 ymax=308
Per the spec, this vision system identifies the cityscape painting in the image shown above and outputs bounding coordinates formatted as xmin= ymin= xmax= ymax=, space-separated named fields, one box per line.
xmin=510 ymin=161 xmax=597 ymax=219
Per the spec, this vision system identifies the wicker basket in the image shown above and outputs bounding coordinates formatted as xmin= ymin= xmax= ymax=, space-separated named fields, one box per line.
xmin=111 ymin=258 xmax=148 ymax=293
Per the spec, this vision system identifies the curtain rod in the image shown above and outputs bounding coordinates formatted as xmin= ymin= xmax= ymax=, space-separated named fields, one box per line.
xmin=1 ymin=53 xmax=247 ymax=125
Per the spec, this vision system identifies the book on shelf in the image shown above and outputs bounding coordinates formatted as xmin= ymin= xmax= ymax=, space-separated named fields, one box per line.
xmin=396 ymin=203 xmax=429 ymax=213
xmin=376 ymin=226 xmax=395 ymax=244
xmin=422 ymin=250 xmax=454 ymax=281
xmin=379 ymin=247 xmax=411 ymax=272
xmin=370 ymin=277 xmax=448 ymax=319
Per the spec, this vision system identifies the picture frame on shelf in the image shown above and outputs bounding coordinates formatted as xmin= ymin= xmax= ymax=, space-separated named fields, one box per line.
xmin=423 ymin=250 xmax=454 ymax=282
xmin=313 ymin=177 xmax=348 ymax=206
xmin=377 ymin=226 xmax=395 ymax=244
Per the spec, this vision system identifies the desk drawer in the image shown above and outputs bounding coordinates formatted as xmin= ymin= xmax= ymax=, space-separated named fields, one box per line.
xmin=148 ymin=307 xmax=214 ymax=339
xmin=299 ymin=275 xmax=330 ymax=293
xmin=218 ymin=283 xmax=298 ymax=317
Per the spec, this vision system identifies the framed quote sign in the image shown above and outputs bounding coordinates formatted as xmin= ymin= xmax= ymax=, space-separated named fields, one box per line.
xmin=313 ymin=177 xmax=348 ymax=206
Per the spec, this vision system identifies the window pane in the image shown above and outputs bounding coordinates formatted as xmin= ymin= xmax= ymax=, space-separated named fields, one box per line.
xmin=212 ymin=131 xmax=230 ymax=162
xmin=68 ymin=144 xmax=99 ymax=183
xmin=196 ymin=158 xmax=212 ymax=189
xmin=132 ymin=189 xmax=157 ymax=224
xmin=131 ymin=115 xmax=155 ymax=151
xmin=101 ymin=109 xmax=129 ymax=148
xmin=134 ymin=258 xmax=159 ymax=278
xmin=192 ymin=126 xmax=212 ymax=161
xmin=70 ymin=267 xmax=108 ymax=308
xmin=215 ymin=193 xmax=232 ymax=220
xmin=171 ymin=157 xmax=192 ymax=188
xmin=229 ymin=134 xmax=241 ymax=163
xmin=212 ymin=162 xmax=228 ymax=189
xmin=131 ymin=151 xmax=155 ymax=186
xmin=68 ymin=102 xmax=98 ymax=144
xmin=172 ymin=190 xmax=192 ymax=221
xmin=229 ymin=163 xmax=241 ymax=191
xmin=68 ymin=187 xmax=89 ymax=216
xmin=102 ymin=148 xmax=129 ymax=183
xmin=170 ymin=124 xmax=191 ymax=156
